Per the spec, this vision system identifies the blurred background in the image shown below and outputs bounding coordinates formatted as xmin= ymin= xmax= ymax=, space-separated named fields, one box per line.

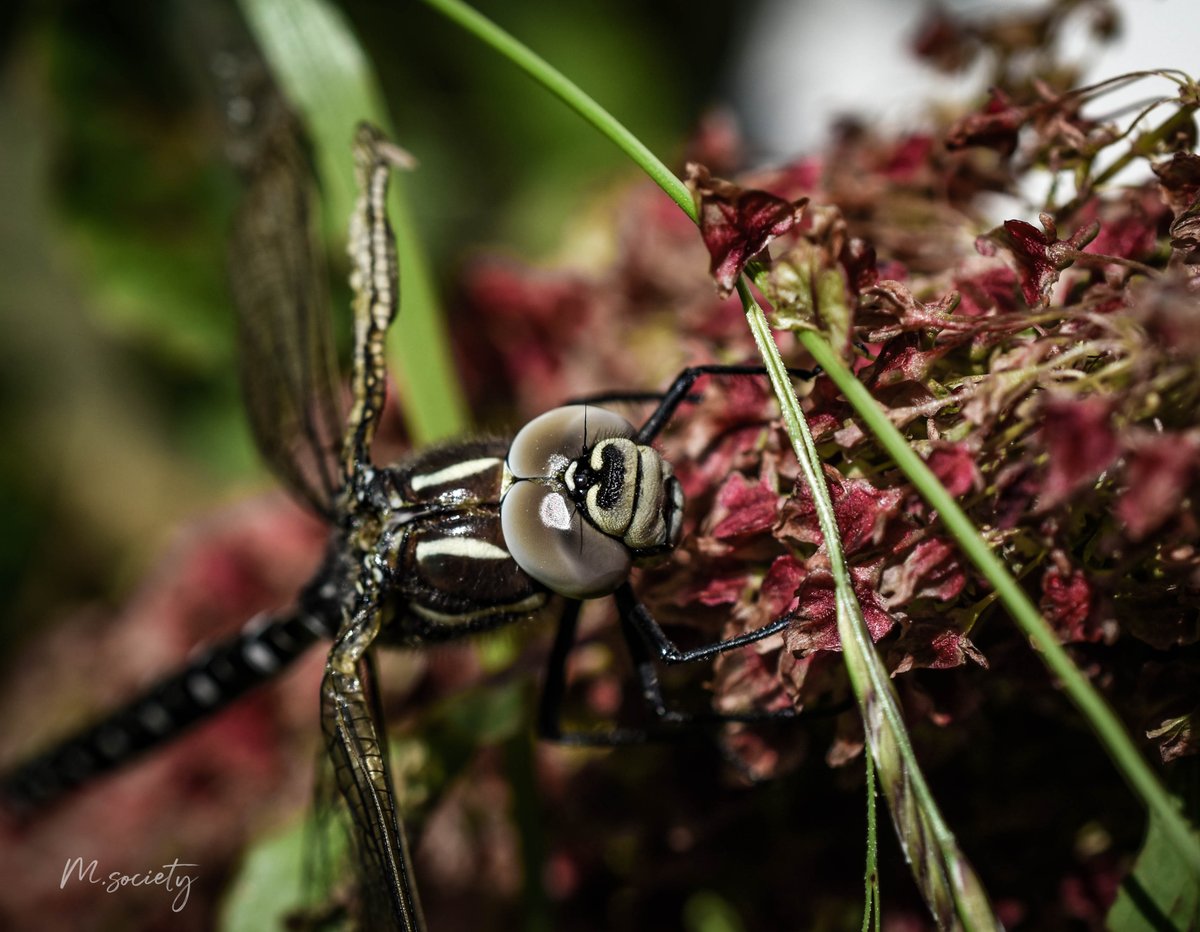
xmin=0 ymin=0 xmax=1196 ymax=929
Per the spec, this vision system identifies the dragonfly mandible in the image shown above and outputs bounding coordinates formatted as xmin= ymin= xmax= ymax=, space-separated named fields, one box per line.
xmin=1 ymin=109 xmax=816 ymax=930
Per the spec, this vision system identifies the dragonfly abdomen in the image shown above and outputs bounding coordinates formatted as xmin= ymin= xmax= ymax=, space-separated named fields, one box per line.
xmin=1 ymin=607 xmax=335 ymax=813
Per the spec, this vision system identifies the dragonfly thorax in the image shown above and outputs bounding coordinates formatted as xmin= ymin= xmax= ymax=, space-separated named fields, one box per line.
xmin=500 ymin=405 xmax=684 ymax=600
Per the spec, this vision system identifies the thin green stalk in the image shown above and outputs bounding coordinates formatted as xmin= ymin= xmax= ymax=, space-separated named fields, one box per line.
xmin=862 ymin=748 xmax=880 ymax=932
xmin=741 ymin=284 xmax=999 ymax=929
xmin=1090 ymin=104 xmax=1197 ymax=190
xmin=419 ymin=0 xmax=697 ymax=224
xmin=1062 ymin=102 xmax=1198 ymax=216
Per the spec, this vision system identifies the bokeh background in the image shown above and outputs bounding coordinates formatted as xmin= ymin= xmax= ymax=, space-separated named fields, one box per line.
xmin=0 ymin=1 xmax=1196 ymax=930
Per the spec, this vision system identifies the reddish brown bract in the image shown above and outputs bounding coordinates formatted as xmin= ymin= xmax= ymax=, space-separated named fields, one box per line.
xmin=686 ymin=163 xmax=807 ymax=297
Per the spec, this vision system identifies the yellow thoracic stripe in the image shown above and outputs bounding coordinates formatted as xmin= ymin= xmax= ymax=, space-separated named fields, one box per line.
xmin=414 ymin=538 xmax=510 ymax=562
xmin=409 ymin=457 xmax=502 ymax=491
xmin=409 ymin=592 xmax=547 ymax=624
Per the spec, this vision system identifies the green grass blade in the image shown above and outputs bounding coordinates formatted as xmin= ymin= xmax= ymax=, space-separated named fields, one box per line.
xmin=419 ymin=0 xmax=697 ymax=225
xmin=863 ymin=747 xmax=881 ymax=932
xmin=1108 ymin=808 xmax=1200 ymax=931
xmin=739 ymin=284 xmax=1001 ymax=929
xmin=239 ymin=0 xmax=469 ymax=443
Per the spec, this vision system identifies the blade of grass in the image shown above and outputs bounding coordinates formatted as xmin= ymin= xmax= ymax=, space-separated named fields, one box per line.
xmin=739 ymin=281 xmax=1000 ymax=929
xmin=419 ymin=0 xmax=696 ymax=224
xmin=239 ymin=0 xmax=469 ymax=444
xmin=863 ymin=747 xmax=881 ymax=932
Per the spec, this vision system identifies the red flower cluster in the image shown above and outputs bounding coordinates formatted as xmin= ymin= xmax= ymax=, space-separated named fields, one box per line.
xmin=460 ymin=65 xmax=1200 ymax=792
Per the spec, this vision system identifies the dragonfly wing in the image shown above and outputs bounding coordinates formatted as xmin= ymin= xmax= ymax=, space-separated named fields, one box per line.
xmin=228 ymin=100 xmax=345 ymax=519
xmin=322 ymin=636 xmax=425 ymax=931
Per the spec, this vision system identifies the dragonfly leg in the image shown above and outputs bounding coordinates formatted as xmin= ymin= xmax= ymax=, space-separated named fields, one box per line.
xmin=614 ymin=582 xmax=795 ymax=666
xmin=563 ymin=364 xmax=817 ymax=426
xmin=323 ymin=596 xmax=426 ymax=932
xmin=341 ymin=124 xmax=415 ymax=488
xmin=634 ymin=364 xmax=818 ymax=444
xmin=537 ymin=585 xmax=814 ymax=748
xmin=536 ymin=598 xmax=663 ymax=747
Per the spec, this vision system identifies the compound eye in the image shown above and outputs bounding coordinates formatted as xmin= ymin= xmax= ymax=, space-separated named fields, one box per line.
xmin=500 ymin=480 xmax=631 ymax=599
xmin=507 ymin=405 xmax=636 ymax=480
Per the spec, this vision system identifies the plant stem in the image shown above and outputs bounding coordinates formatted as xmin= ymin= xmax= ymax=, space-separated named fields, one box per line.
xmin=1063 ymin=102 xmax=1198 ymax=216
xmin=420 ymin=0 xmax=698 ymax=224
xmin=741 ymin=283 xmax=1000 ymax=929
xmin=863 ymin=747 xmax=880 ymax=932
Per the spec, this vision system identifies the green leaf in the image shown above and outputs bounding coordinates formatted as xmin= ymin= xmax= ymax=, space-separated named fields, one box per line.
xmin=1108 ymin=777 xmax=1200 ymax=932
xmin=220 ymin=810 xmax=349 ymax=932
xmin=683 ymin=890 xmax=746 ymax=932
xmin=238 ymin=0 xmax=469 ymax=443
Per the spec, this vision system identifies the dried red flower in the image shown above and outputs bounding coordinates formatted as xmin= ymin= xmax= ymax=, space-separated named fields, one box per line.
xmin=1152 ymin=151 xmax=1200 ymax=215
xmin=1040 ymin=561 xmax=1098 ymax=642
xmin=686 ymin=162 xmax=808 ymax=297
xmin=1038 ymin=396 xmax=1120 ymax=509
xmin=945 ymin=87 xmax=1029 ymax=156
xmin=785 ymin=567 xmax=897 ymax=655
xmin=1117 ymin=431 xmax=1199 ymax=539
xmin=992 ymin=214 xmax=1101 ymax=307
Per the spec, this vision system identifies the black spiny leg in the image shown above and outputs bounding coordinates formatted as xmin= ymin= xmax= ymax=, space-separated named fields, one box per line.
xmin=537 ymin=599 xmax=659 ymax=746
xmin=341 ymin=123 xmax=415 ymax=488
xmin=537 ymin=586 xmax=806 ymax=748
xmin=615 ymin=582 xmax=796 ymax=667
xmin=566 ymin=364 xmax=817 ymax=440
xmin=537 ymin=597 xmax=661 ymax=747
xmin=635 ymin=364 xmax=817 ymax=444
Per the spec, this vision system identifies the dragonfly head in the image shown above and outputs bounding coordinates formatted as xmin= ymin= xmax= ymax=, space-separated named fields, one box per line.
xmin=501 ymin=405 xmax=684 ymax=599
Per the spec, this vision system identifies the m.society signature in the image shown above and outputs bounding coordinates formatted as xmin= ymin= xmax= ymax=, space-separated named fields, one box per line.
xmin=60 ymin=857 xmax=197 ymax=912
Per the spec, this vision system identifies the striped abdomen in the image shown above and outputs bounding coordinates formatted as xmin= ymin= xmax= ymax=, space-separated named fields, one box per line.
xmin=0 ymin=597 xmax=339 ymax=812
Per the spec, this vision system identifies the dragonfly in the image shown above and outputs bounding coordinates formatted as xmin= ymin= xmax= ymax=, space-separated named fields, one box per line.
xmin=0 ymin=107 xmax=816 ymax=930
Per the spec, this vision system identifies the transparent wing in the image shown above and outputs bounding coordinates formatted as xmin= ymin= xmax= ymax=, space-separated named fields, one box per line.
xmin=286 ymin=740 xmax=360 ymax=929
xmin=323 ymin=630 xmax=425 ymax=931
xmin=228 ymin=102 xmax=345 ymax=519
